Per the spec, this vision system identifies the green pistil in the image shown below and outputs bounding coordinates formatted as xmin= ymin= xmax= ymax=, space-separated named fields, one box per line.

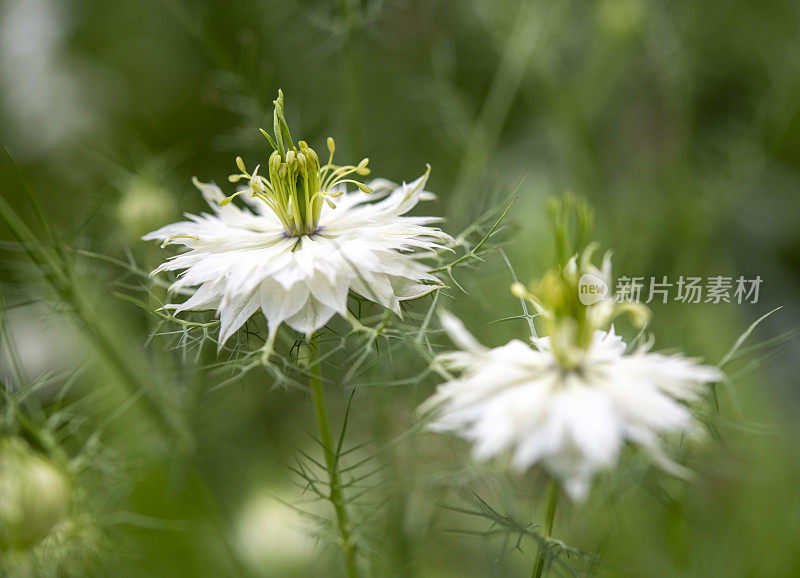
xmin=224 ymin=90 xmax=373 ymax=237
xmin=512 ymin=247 xmax=651 ymax=370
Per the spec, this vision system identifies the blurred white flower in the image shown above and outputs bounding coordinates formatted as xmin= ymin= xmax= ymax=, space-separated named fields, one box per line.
xmin=145 ymin=92 xmax=451 ymax=348
xmin=420 ymin=311 xmax=723 ymax=501
xmin=0 ymin=303 xmax=85 ymax=395
xmin=0 ymin=0 xmax=103 ymax=157
xmin=233 ymin=489 xmax=317 ymax=573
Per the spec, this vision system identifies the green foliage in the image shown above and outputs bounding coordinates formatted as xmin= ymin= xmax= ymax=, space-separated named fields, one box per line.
xmin=1 ymin=0 xmax=799 ymax=576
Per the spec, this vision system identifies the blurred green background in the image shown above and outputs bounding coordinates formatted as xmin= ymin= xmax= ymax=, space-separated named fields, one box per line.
xmin=1 ymin=0 xmax=799 ymax=576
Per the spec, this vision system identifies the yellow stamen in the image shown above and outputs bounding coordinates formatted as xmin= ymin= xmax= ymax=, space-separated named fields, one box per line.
xmin=223 ymin=92 xmax=373 ymax=236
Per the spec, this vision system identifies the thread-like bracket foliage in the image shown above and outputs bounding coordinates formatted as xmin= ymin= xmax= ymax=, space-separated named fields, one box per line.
xmin=431 ymin=196 xmax=517 ymax=293
xmin=440 ymin=490 xmax=602 ymax=576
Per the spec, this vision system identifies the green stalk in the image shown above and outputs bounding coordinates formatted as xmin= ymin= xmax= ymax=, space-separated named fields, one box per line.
xmin=448 ymin=0 xmax=543 ymax=216
xmin=0 ymin=193 xmax=173 ymax=437
xmin=532 ymin=480 xmax=560 ymax=578
xmin=308 ymin=343 xmax=358 ymax=577
xmin=0 ymin=181 xmax=250 ymax=575
xmin=340 ymin=0 xmax=363 ymax=157
xmin=372 ymin=389 xmax=414 ymax=575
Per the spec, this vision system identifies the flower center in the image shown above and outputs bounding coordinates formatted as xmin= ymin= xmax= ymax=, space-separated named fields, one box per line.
xmin=513 ymin=247 xmax=650 ymax=370
xmin=222 ymin=90 xmax=373 ymax=237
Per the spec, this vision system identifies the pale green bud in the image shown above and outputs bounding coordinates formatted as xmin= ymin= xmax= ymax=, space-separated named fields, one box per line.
xmin=117 ymin=175 xmax=177 ymax=240
xmin=0 ymin=438 xmax=71 ymax=549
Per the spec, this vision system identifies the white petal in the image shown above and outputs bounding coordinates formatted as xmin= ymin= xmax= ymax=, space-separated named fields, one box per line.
xmin=561 ymin=477 xmax=592 ymax=502
xmin=307 ymin=272 xmax=350 ymax=315
xmin=259 ymin=279 xmax=310 ymax=328
xmin=389 ymin=276 xmax=440 ymax=301
xmin=381 ymin=167 xmax=431 ymax=215
xmin=284 ymin=298 xmax=336 ymax=336
xmin=169 ymin=278 xmax=224 ymax=314
xmin=439 ymin=310 xmax=485 ymax=353
xmin=350 ymin=272 xmax=400 ymax=314
xmin=558 ymin=387 xmax=622 ymax=468
xmin=218 ymin=291 xmax=262 ymax=345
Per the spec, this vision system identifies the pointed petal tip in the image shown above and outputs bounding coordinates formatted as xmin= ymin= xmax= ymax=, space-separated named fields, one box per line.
xmin=438 ymin=309 xmax=484 ymax=352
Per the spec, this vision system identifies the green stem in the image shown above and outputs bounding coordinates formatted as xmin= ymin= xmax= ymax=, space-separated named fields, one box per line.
xmin=0 ymin=189 xmax=248 ymax=575
xmin=340 ymin=0 xmax=363 ymax=157
xmin=532 ymin=480 xmax=560 ymax=578
xmin=448 ymin=0 xmax=543 ymax=217
xmin=308 ymin=344 xmax=358 ymax=577
xmin=0 ymin=193 xmax=173 ymax=436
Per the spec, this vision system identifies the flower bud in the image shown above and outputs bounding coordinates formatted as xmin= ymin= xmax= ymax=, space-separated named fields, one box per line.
xmin=0 ymin=438 xmax=71 ymax=549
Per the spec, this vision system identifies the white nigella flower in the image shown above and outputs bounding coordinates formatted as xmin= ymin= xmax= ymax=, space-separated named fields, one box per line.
xmin=421 ymin=241 xmax=723 ymax=502
xmin=144 ymin=91 xmax=451 ymax=350
xmin=422 ymin=312 xmax=722 ymax=501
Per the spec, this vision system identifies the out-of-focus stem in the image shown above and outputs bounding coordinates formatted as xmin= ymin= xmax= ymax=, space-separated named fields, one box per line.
xmin=340 ymin=0 xmax=363 ymax=157
xmin=308 ymin=342 xmax=358 ymax=577
xmin=0 ymin=192 xmax=173 ymax=435
xmin=532 ymin=479 xmax=560 ymax=578
xmin=0 ymin=185 xmax=250 ymax=576
xmin=449 ymin=0 xmax=544 ymax=215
